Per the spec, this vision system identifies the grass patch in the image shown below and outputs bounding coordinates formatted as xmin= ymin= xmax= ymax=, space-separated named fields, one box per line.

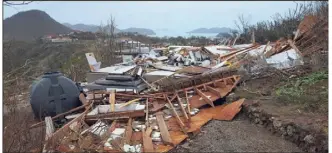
xmin=275 ymin=70 xmax=328 ymax=113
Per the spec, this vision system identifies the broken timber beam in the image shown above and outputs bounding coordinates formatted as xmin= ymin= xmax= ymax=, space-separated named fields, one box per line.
xmin=166 ymin=96 xmax=186 ymax=132
xmin=175 ymin=93 xmax=189 ymax=121
xmin=30 ymin=102 xmax=92 ymax=128
xmin=124 ymin=118 xmax=133 ymax=145
xmin=155 ymin=112 xmax=173 ymax=145
xmin=288 ymin=39 xmax=303 ymax=57
xmin=205 ymin=85 xmax=221 ymax=97
xmin=85 ymin=110 xmax=145 ymax=121
xmin=42 ymin=116 xmax=55 ymax=153
xmin=142 ymin=128 xmax=155 ymax=152
xmin=184 ymin=91 xmax=191 ymax=121
xmin=44 ymin=116 xmax=55 ymax=141
xmin=194 ymin=87 xmax=215 ymax=107
xmin=119 ymin=98 xmax=141 ymax=108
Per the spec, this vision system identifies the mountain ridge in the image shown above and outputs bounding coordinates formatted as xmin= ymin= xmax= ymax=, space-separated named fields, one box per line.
xmin=4 ymin=10 xmax=73 ymax=41
xmin=187 ymin=27 xmax=234 ymax=34
xmin=63 ymin=23 xmax=156 ymax=35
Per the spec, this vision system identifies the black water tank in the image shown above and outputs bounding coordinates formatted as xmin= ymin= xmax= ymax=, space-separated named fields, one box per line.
xmin=30 ymin=72 xmax=82 ymax=119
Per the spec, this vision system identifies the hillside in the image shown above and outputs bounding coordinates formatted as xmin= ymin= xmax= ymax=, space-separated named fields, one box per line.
xmin=63 ymin=23 xmax=122 ymax=33
xmin=188 ymin=27 xmax=233 ymax=33
xmin=4 ymin=10 xmax=73 ymax=41
xmin=121 ymin=28 xmax=156 ymax=35
xmin=63 ymin=23 xmax=100 ymax=32
xmin=62 ymin=23 xmax=154 ymax=35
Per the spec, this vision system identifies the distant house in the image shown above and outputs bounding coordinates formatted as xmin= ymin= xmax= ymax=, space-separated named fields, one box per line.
xmin=127 ymin=41 xmax=143 ymax=48
xmin=51 ymin=37 xmax=72 ymax=43
xmin=41 ymin=34 xmax=72 ymax=43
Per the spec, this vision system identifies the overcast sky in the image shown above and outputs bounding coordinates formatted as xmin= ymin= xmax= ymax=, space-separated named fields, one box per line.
xmin=4 ymin=1 xmax=298 ymax=32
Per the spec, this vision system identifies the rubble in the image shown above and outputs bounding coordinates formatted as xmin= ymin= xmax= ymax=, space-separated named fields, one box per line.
xmin=36 ymin=15 xmax=325 ymax=153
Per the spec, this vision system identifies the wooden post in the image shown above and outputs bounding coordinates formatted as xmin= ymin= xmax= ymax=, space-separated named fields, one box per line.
xmin=110 ymin=90 xmax=115 ymax=112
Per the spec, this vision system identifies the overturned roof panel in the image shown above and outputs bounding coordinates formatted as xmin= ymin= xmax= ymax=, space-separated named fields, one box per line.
xmin=204 ymin=45 xmax=232 ymax=55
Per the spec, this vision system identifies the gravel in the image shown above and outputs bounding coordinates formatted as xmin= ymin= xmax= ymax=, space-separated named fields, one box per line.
xmin=171 ymin=113 xmax=302 ymax=152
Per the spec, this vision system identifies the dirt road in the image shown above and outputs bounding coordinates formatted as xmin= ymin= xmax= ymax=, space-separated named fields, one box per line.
xmin=172 ymin=113 xmax=302 ymax=152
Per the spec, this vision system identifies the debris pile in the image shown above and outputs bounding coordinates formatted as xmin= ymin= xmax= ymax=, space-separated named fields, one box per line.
xmin=34 ymin=14 xmax=327 ymax=153
xmin=40 ymin=76 xmax=245 ymax=152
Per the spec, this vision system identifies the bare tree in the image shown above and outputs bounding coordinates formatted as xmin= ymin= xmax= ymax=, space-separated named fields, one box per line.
xmin=94 ymin=15 xmax=121 ymax=66
xmin=234 ymin=14 xmax=251 ymax=34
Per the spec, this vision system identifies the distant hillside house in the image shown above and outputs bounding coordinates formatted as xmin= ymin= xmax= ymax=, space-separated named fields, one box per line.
xmin=42 ymin=34 xmax=72 ymax=43
xmin=127 ymin=40 xmax=147 ymax=48
xmin=51 ymin=37 xmax=72 ymax=43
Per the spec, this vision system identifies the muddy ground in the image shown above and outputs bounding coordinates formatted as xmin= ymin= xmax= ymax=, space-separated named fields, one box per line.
xmin=173 ymin=66 xmax=327 ymax=152
xmin=172 ymin=113 xmax=302 ymax=152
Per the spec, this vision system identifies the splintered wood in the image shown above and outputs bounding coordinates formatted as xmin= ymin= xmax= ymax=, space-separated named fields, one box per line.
xmin=142 ymin=128 xmax=154 ymax=152
xmin=45 ymin=75 xmax=244 ymax=153
xmin=124 ymin=118 xmax=133 ymax=144
xmin=166 ymin=97 xmax=186 ymax=132
xmin=156 ymin=112 xmax=173 ymax=145
xmin=195 ymin=87 xmax=215 ymax=107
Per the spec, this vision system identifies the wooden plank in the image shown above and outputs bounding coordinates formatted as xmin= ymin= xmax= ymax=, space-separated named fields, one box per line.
xmin=43 ymin=103 xmax=94 ymax=152
xmin=194 ymin=87 xmax=215 ymax=107
xmin=44 ymin=116 xmax=55 ymax=140
xmin=79 ymin=93 xmax=89 ymax=105
xmin=146 ymin=127 xmax=153 ymax=136
xmin=137 ymin=75 xmax=242 ymax=96
xmin=215 ymin=80 xmax=226 ymax=88
xmin=85 ymin=110 xmax=145 ymax=121
xmin=169 ymin=94 xmax=177 ymax=102
xmin=110 ymin=90 xmax=115 ymax=112
xmin=184 ymin=91 xmax=191 ymax=121
xmin=90 ymin=91 xmax=164 ymax=99
xmin=119 ymin=98 xmax=141 ymax=108
xmin=30 ymin=103 xmax=90 ymax=128
xmin=206 ymin=85 xmax=221 ymax=97
xmin=109 ymin=120 xmax=117 ymax=133
xmin=166 ymin=97 xmax=186 ymax=132
xmin=155 ymin=112 xmax=173 ymax=145
xmin=142 ymin=128 xmax=154 ymax=152
xmin=43 ymin=116 xmax=55 ymax=153
xmin=288 ymin=39 xmax=303 ymax=57
xmin=150 ymin=101 xmax=166 ymax=113
xmin=124 ymin=118 xmax=133 ymax=145
xmin=175 ymin=94 xmax=189 ymax=120
xmin=138 ymin=75 xmax=158 ymax=91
